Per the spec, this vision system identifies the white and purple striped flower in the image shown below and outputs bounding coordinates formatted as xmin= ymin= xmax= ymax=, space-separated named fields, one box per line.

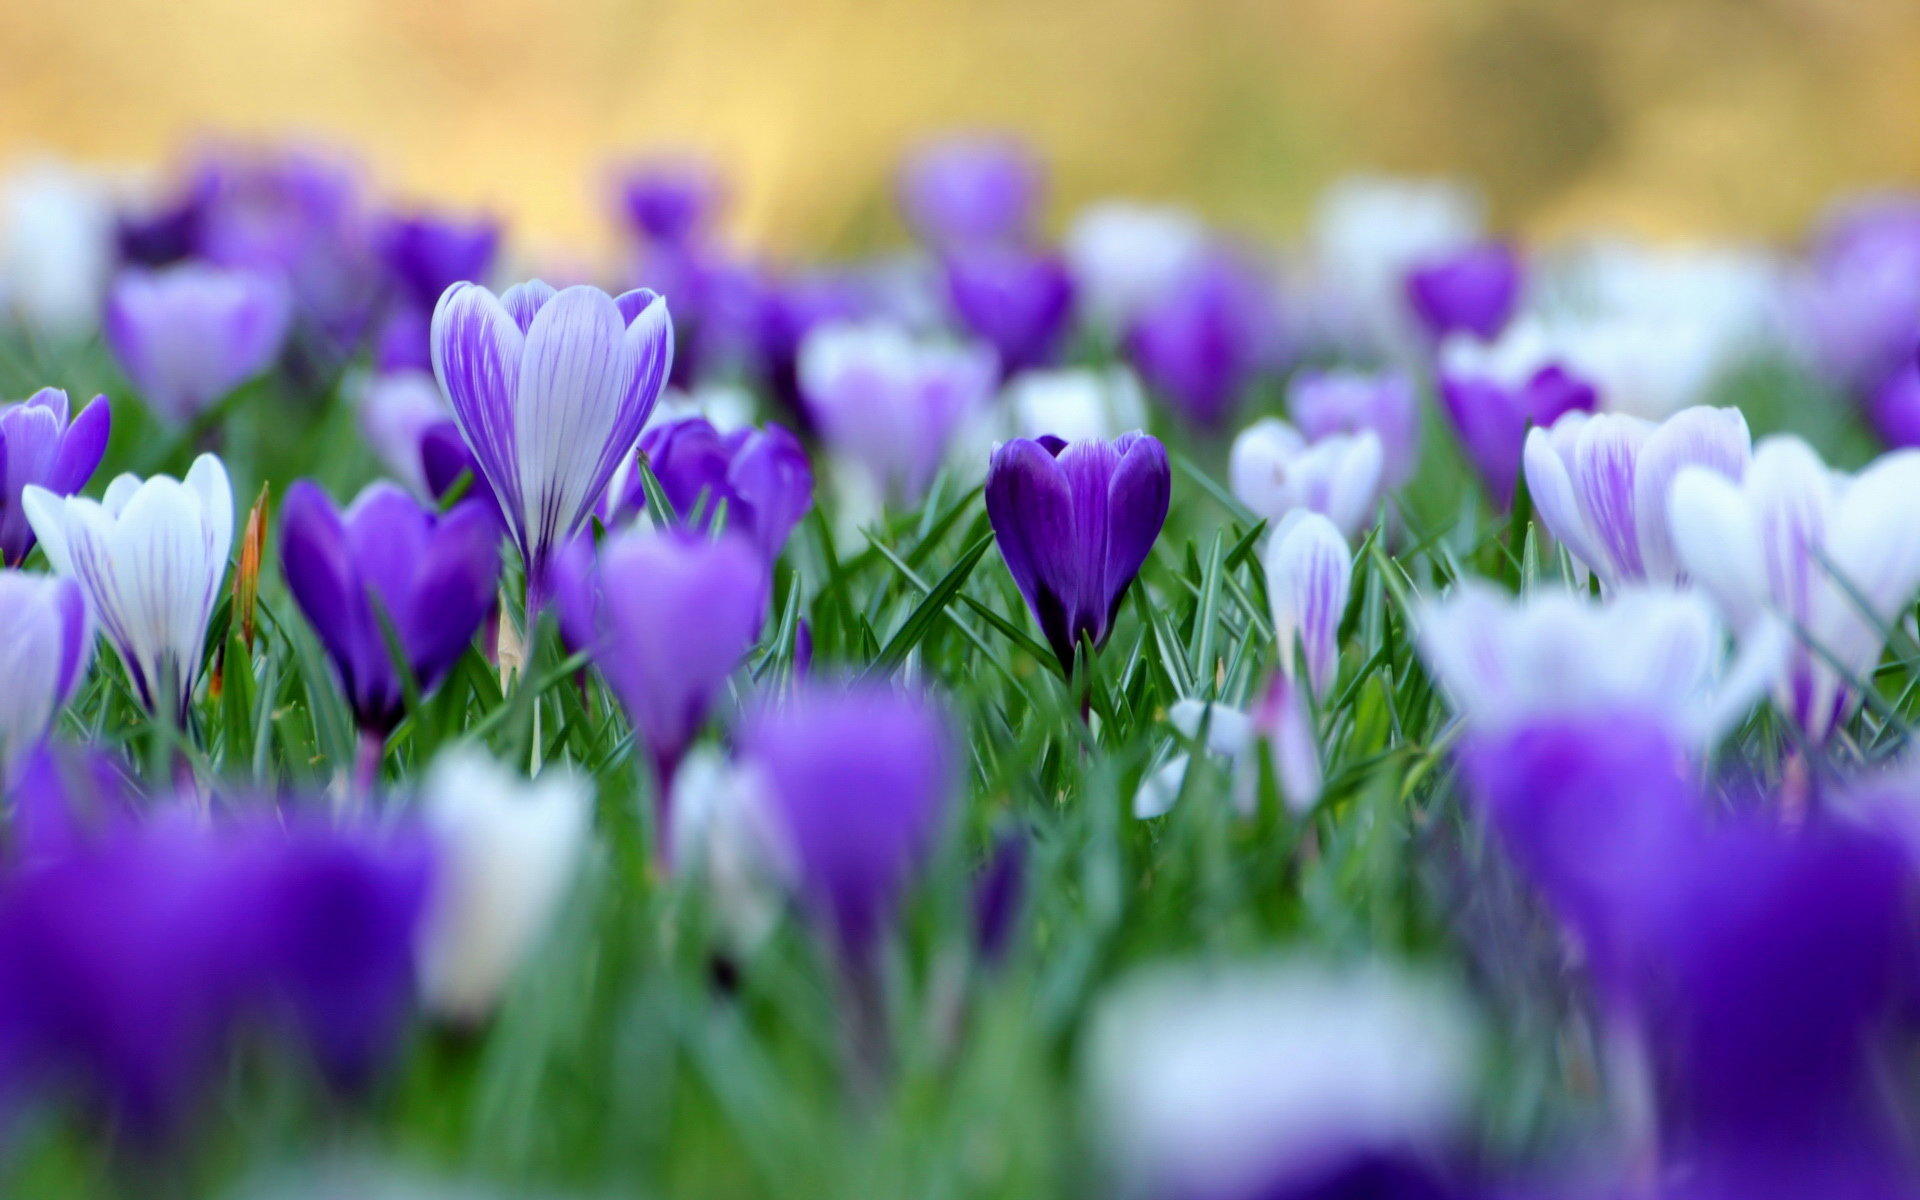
xmin=1523 ymin=404 xmax=1751 ymax=587
xmin=22 ymin=454 xmax=233 ymax=719
xmin=0 ymin=572 xmax=91 ymax=777
xmin=1230 ymin=420 xmax=1384 ymax=541
xmin=1668 ymin=436 xmax=1920 ymax=740
xmin=104 ymin=264 xmax=292 ymax=424
xmin=1262 ymin=511 xmax=1353 ymax=697
xmin=429 ymin=280 xmax=673 ymax=600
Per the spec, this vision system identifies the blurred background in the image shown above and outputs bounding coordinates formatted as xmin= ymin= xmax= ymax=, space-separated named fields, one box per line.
xmin=6 ymin=0 xmax=1920 ymax=256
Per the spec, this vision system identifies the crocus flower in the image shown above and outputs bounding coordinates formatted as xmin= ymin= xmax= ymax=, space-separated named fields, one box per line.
xmin=374 ymin=209 xmax=499 ymax=313
xmin=740 ymin=680 xmax=954 ymax=962
xmin=0 ymin=388 xmax=111 ymax=565
xmin=601 ymin=416 xmax=813 ymax=563
xmin=429 ymin=280 xmax=674 ymax=601
xmin=279 ymin=481 xmax=500 ymax=738
xmin=1133 ymin=676 xmax=1322 ymax=820
xmin=414 ymin=746 xmax=591 ymax=1022
xmin=897 ymin=134 xmax=1042 ymax=248
xmin=0 ymin=572 xmax=90 ymax=778
xmin=1003 ymin=366 xmax=1148 ymax=443
xmin=984 ymin=432 xmax=1171 ymax=673
xmin=552 ymin=528 xmax=766 ymax=798
xmin=104 ymin=264 xmax=293 ymax=424
xmin=353 ymin=369 xmax=448 ymax=499
xmin=614 ymin=154 xmax=725 ymax=246
xmin=0 ymin=162 xmax=114 ymax=340
xmin=1287 ymin=369 xmax=1422 ymax=492
xmin=1523 ymin=405 xmax=1751 ymax=587
xmin=971 ymin=832 xmax=1026 ymax=967
xmin=1788 ymin=194 xmax=1920 ymax=396
xmin=1064 ymin=201 xmax=1210 ymax=333
xmin=941 ymin=245 xmax=1074 ymax=378
xmin=797 ymin=320 xmax=996 ymax=504
xmin=1126 ymin=251 xmax=1277 ymax=431
xmin=1437 ymin=322 xmax=1599 ymax=503
xmin=23 ymin=454 xmax=233 ymax=719
xmin=668 ymin=744 xmax=795 ymax=951
xmin=1229 ymin=420 xmax=1384 ymax=541
xmin=1416 ymin=580 xmax=1778 ymax=749
xmin=1263 ymin=512 xmax=1353 ymax=696
xmin=1309 ymin=174 xmax=1483 ymax=354
xmin=1866 ymin=359 xmax=1920 ymax=449
xmin=1086 ymin=958 xmax=1479 ymax=1200
xmin=1404 ymin=241 xmax=1520 ymax=342
xmin=1667 ymin=436 xmax=1920 ymax=739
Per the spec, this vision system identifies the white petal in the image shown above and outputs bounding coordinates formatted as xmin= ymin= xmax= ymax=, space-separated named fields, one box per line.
xmin=1667 ymin=466 xmax=1768 ymax=629
xmin=1133 ymin=754 xmax=1193 ymax=819
xmin=1229 ymin=419 xmax=1308 ymax=520
xmin=1264 ymin=512 xmax=1353 ymax=697
xmin=1632 ymin=405 xmax=1750 ymax=583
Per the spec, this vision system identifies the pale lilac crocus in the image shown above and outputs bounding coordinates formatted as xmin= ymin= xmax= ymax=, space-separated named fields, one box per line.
xmin=897 ymin=134 xmax=1042 ymax=248
xmin=1437 ymin=320 xmax=1599 ymax=503
xmin=1263 ymin=512 xmax=1353 ymax=697
xmin=798 ymin=320 xmax=996 ymax=505
xmin=1668 ymin=436 xmax=1920 ymax=740
xmin=0 ymin=572 xmax=91 ymax=778
xmin=1416 ymin=580 xmax=1779 ymax=750
xmin=0 ymin=388 xmax=110 ymax=566
xmin=22 ymin=454 xmax=233 ymax=720
xmin=352 ymin=369 xmax=447 ymax=499
xmin=104 ymin=264 xmax=292 ymax=424
xmin=429 ymin=280 xmax=673 ymax=604
xmin=1287 ymin=369 xmax=1421 ymax=491
xmin=1523 ymin=405 xmax=1751 ymax=587
xmin=1230 ymin=421 xmax=1384 ymax=541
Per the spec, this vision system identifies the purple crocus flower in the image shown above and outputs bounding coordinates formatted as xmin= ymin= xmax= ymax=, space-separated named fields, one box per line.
xmin=1126 ymin=252 xmax=1277 ymax=431
xmin=114 ymin=170 xmax=215 ymax=268
xmin=798 ymin=321 xmax=996 ymax=504
xmin=898 ymin=134 xmax=1042 ymax=248
xmin=1866 ymin=358 xmax=1920 ymax=448
xmin=552 ymin=527 xmax=766 ymax=799
xmin=941 ymin=245 xmax=1074 ymax=378
xmin=1404 ymin=241 xmax=1521 ymax=342
xmin=0 ymin=388 xmax=110 ymax=565
xmin=741 ymin=680 xmax=954 ymax=962
xmin=1790 ymin=194 xmax=1920 ymax=397
xmin=279 ymin=480 xmax=500 ymax=737
xmin=971 ymin=831 xmax=1026 ymax=967
xmin=0 ymin=572 xmax=91 ymax=780
xmin=104 ymin=264 xmax=293 ymax=424
xmin=603 ymin=416 xmax=812 ymax=562
xmin=429 ymin=280 xmax=674 ymax=603
xmin=614 ymin=154 xmax=725 ymax=247
xmin=375 ymin=209 xmax=500 ymax=313
xmin=354 ymin=369 xmax=447 ymax=499
xmin=1438 ymin=330 xmax=1599 ymax=503
xmin=985 ymin=432 xmax=1171 ymax=672
xmin=1287 ymin=369 xmax=1421 ymax=491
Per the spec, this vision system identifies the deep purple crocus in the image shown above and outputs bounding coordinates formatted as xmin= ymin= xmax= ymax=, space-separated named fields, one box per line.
xmin=942 ymin=245 xmax=1074 ymax=378
xmin=741 ymin=680 xmax=954 ymax=962
xmin=104 ymin=264 xmax=293 ymax=424
xmin=375 ymin=209 xmax=500 ymax=313
xmin=971 ymin=831 xmax=1026 ymax=967
xmin=603 ymin=416 xmax=812 ymax=562
xmin=1404 ymin=241 xmax=1521 ymax=342
xmin=985 ymin=432 xmax=1171 ymax=673
xmin=1438 ymin=351 xmax=1597 ymax=504
xmin=614 ymin=154 xmax=725 ymax=247
xmin=552 ymin=527 xmax=766 ymax=799
xmin=1126 ymin=253 xmax=1277 ymax=431
xmin=0 ymin=388 xmax=110 ymax=565
xmin=1867 ymin=359 xmax=1920 ymax=448
xmin=279 ymin=481 xmax=500 ymax=739
xmin=429 ymin=280 xmax=674 ymax=604
xmin=898 ymin=134 xmax=1042 ymax=248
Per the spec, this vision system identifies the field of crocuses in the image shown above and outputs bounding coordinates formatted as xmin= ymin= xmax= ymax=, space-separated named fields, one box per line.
xmin=2 ymin=135 xmax=1920 ymax=1200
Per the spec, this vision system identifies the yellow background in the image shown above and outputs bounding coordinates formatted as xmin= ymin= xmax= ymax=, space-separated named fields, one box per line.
xmin=5 ymin=0 xmax=1919 ymax=255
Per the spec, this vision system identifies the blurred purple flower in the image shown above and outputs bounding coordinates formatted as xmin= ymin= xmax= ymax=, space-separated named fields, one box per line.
xmin=1405 ymin=241 xmax=1521 ymax=342
xmin=552 ymin=528 xmax=766 ymax=797
xmin=5 ymin=742 xmax=138 ymax=867
xmin=0 ymin=572 xmax=90 ymax=780
xmin=898 ymin=134 xmax=1043 ymax=248
xmin=353 ymin=369 xmax=446 ymax=499
xmin=1288 ymin=369 xmax=1421 ymax=491
xmin=614 ymin=154 xmax=725 ymax=246
xmin=741 ymin=680 xmax=954 ymax=962
xmin=971 ymin=831 xmax=1026 ymax=967
xmin=280 ymin=480 xmax=500 ymax=736
xmin=0 ymin=387 xmax=110 ymax=566
xmin=603 ymin=416 xmax=812 ymax=563
xmin=1438 ymin=334 xmax=1598 ymax=504
xmin=942 ymin=245 xmax=1073 ymax=378
xmin=985 ymin=432 xmax=1170 ymax=673
xmin=1866 ymin=358 xmax=1920 ymax=448
xmin=1127 ymin=252 xmax=1277 ymax=431
xmin=1790 ymin=194 xmax=1920 ymax=396
xmin=105 ymin=264 xmax=292 ymax=424
xmin=429 ymin=280 xmax=673 ymax=599
xmin=375 ymin=209 xmax=499 ymax=313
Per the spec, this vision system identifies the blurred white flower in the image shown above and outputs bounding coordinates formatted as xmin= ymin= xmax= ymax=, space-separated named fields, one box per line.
xmin=1133 ymin=675 xmax=1322 ymax=819
xmin=0 ymin=160 xmax=114 ymax=341
xmin=1003 ymin=365 xmax=1147 ymax=443
xmin=669 ymin=746 xmax=795 ymax=951
xmin=1311 ymin=175 xmax=1483 ymax=354
xmin=1064 ymin=201 xmax=1210 ymax=332
xmin=1230 ymin=419 xmax=1384 ymax=541
xmin=1264 ymin=511 xmax=1353 ymax=697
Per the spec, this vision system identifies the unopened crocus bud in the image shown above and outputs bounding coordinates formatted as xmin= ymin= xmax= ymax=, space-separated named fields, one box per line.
xmin=1263 ymin=512 xmax=1352 ymax=697
xmin=1126 ymin=252 xmax=1276 ymax=431
xmin=0 ymin=388 xmax=110 ymax=566
xmin=24 ymin=454 xmax=233 ymax=720
xmin=1404 ymin=241 xmax=1520 ymax=342
xmin=415 ymin=747 xmax=590 ymax=1022
xmin=1438 ymin=322 xmax=1599 ymax=503
xmin=985 ymin=432 xmax=1170 ymax=673
xmin=1230 ymin=420 xmax=1384 ymax=541
xmin=603 ymin=416 xmax=813 ymax=563
xmin=897 ymin=134 xmax=1042 ymax=248
xmin=941 ymin=245 xmax=1074 ymax=378
xmin=104 ymin=264 xmax=292 ymax=424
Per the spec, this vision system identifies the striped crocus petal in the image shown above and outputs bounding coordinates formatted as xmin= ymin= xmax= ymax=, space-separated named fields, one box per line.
xmin=1632 ymin=405 xmax=1750 ymax=583
xmin=22 ymin=454 xmax=232 ymax=718
xmin=1568 ymin=412 xmax=1653 ymax=582
xmin=1523 ymin=412 xmax=1601 ymax=578
xmin=1262 ymin=511 xmax=1352 ymax=697
xmin=0 ymin=573 xmax=88 ymax=776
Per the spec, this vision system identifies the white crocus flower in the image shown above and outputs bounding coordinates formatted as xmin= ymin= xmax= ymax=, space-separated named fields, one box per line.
xmin=1264 ymin=511 xmax=1354 ymax=697
xmin=1668 ymin=436 xmax=1920 ymax=740
xmin=1087 ymin=957 xmax=1479 ymax=1200
xmin=416 ymin=746 xmax=592 ymax=1022
xmin=0 ymin=161 xmax=114 ymax=341
xmin=1311 ymin=175 xmax=1484 ymax=354
xmin=1004 ymin=366 xmax=1148 ymax=443
xmin=1133 ymin=676 xmax=1322 ymax=820
xmin=669 ymin=745 xmax=796 ymax=951
xmin=1230 ymin=420 xmax=1384 ymax=542
xmin=23 ymin=454 xmax=232 ymax=719
xmin=1064 ymin=202 xmax=1210 ymax=332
